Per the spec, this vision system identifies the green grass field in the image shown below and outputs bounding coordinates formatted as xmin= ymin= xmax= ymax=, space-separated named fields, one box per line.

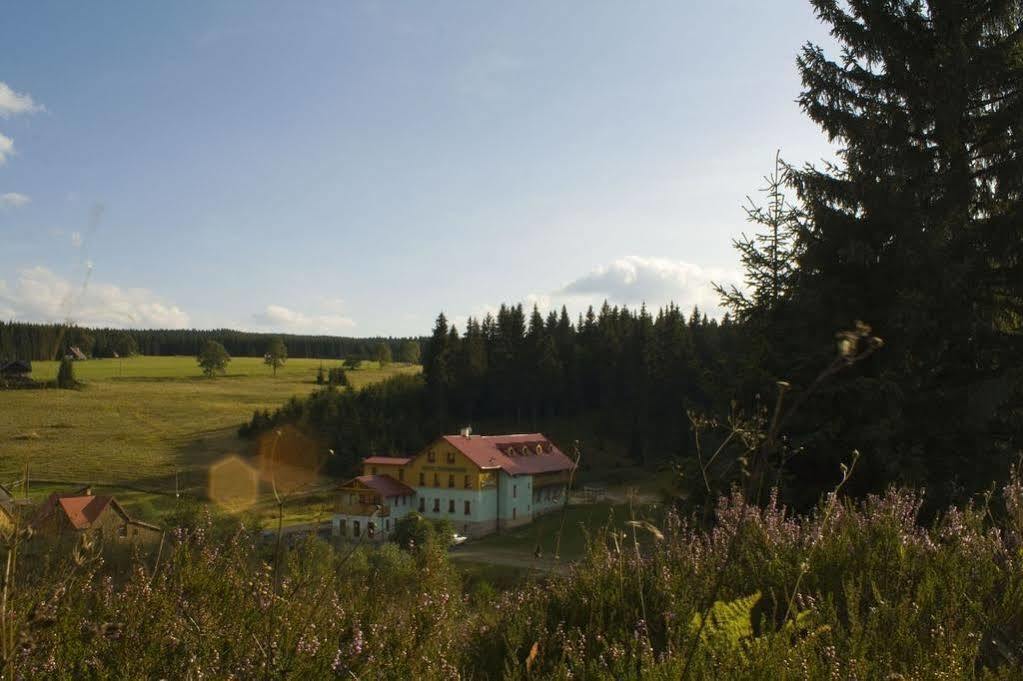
xmin=2 ymin=356 xmax=418 ymax=522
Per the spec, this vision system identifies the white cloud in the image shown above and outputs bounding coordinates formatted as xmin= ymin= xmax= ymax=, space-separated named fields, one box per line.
xmin=0 ymin=133 xmax=13 ymax=165
xmin=0 ymin=265 xmax=190 ymax=328
xmin=0 ymin=82 xmax=44 ymax=118
xmin=250 ymin=304 xmax=356 ymax=334
xmin=525 ymin=256 xmax=742 ymax=319
xmin=0 ymin=192 xmax=30 ymax=209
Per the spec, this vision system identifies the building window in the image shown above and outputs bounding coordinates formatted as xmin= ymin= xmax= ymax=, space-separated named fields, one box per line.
xmin=512 ymin=507 xmax=517 ymax=520
xmin=371 ymin=466 xmax=377 ymax=475
xmin=448 ymin=499 xmax=455 ymax=513
xmin=464 ymin=475 xmax=471 ymax=489
xmin=433 ymin=473 xmax=440 ymax=486
xmin=419 ymin=472 xmax=425 ymax=486
xmin=513 ymin=484 xmax=517 ymax=499
xmin=446 ymin=452 xmax=456 ymax=464
xmin=448 ymin=474 xmax=455 ymax=488
xmin=368 ymin=522 xmax=375 ymax=539
xmin=339 ymin=519 xmax=347 ymax=535
xmin=419 ymin=497 xmax=425 ymax=512
xmin=464 ymin=501 xmax=471 ymax=515
xmin=385 ymin=518 xmax=390 ymax=531
xmin=433 ymin=498 xmax=440 ymax=512
xmin=428 ymin=451 xmax=436 ymax=462
xmin=398 ymin=469 xmax=404 ymax=481
xmin=353 ymin=521 xmax=361 ymax=537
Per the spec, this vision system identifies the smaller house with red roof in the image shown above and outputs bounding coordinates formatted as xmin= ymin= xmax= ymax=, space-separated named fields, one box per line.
xmin=333 ymin=431 xmax=575 ymax=540
xmin=334 ymin=474 xmax=416 ymax=541
xmin=32 ymin=487 xmax=163 ymax=543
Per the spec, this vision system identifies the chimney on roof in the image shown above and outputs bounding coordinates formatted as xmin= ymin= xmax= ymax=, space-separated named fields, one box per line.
xmin=460 ymin=426 xmax=472 ymax=439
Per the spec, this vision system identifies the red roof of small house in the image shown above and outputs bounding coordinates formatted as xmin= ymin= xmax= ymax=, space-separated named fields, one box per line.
xmin=363 ymin=456 xmax=413 ymax=466
xmin=56 ymin=496 xmax=117 ymax=529
xmin=439 ymin=433 xmax=576 ymax=476
xmin=31 ymin=488 xmax=160 ymax=533
xmin=344 ymin=475 xmax=415 ymax=498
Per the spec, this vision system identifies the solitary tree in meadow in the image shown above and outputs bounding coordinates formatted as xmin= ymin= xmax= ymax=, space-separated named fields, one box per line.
xmin=197 ymin=340 xmax=231 ymax=378
xmin=264 ymin=337 xmax=287 ymax=377
xmin=343 ymin=357 xmax=361 ymax=371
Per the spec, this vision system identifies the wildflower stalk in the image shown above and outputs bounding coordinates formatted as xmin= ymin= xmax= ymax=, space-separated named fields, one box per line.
xmin=553 ymin=441 xmax=583 ymax=562
xmin=781 ymin=449 xmax=859 ymax=626
xmin=627 ymin=492 xmax=649 ymax=663
xmin=680 ymin=323 xmax=882 ymax=680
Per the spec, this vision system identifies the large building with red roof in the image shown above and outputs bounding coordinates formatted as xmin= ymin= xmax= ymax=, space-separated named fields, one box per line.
xmin=333 ymin=431 xmax=575 ymax=540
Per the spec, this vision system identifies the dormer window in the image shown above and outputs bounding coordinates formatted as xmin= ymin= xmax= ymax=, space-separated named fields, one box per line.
xmin=446 ymin=452 xmax=456 ymax=464
xmin=427 ymin=451 xmax=436 ymax=463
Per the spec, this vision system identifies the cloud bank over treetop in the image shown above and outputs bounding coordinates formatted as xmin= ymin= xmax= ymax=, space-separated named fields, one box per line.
xmin=250 ymin=304 xmax=356 ymax=335
xmin=0 ymin=266 xmax=190 ymax=328
xmin=527 ymin=256 xmax=741 ymax=318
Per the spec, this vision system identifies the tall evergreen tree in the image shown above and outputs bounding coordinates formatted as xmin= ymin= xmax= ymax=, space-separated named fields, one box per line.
xmin=423 ymin=313 xmax=454 ymax=426
xmin=717 ymin=152 xmax=801 ymax=324
xmin=784 ymin=0 xmax=1023 ymax=503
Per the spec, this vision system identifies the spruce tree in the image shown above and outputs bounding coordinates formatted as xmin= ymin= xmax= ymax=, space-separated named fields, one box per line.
xmin=785 ymin=0 xmax=1023 ymax=503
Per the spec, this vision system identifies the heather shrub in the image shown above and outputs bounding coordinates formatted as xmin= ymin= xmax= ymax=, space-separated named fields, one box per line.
xmin=6 ymin=512 xmax=466 ymax=679
xmin=468 ymin=483 xmax=1023 ymax=679
xmin=4 ymin=479 xmax=1023 ymax=678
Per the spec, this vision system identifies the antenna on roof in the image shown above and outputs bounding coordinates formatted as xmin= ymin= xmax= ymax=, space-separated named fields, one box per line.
xmin=460 ymin=426 xmax=472 ymax=439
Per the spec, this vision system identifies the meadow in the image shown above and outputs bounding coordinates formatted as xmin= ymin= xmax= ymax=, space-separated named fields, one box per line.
xmin=1 ymin=356 xmax=418 ymax=522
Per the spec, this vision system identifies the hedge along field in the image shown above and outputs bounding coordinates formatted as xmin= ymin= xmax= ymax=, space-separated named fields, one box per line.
xmin=2 ymin=356 xmax=418 ymax=519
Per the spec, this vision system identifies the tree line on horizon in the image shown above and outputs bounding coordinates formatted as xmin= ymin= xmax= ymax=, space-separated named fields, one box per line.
xmin=0 ymin=321 xmax=424 ymax=363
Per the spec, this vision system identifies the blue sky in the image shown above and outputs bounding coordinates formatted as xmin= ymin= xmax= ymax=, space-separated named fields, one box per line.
xmin=0 ymin=2 xmax=834 ymax=336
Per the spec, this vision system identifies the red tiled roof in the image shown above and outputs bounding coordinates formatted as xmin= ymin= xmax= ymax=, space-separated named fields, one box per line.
xmin=344 ymin=475 xmax=415 ymax=498
xmin=57 ymin=496 xmax=115 ymax=529
xmin=440 ymin=433 xmax=576 ymax=476
xmin=31 ymin=489 xmax=144 ymax=531
xmin=363 ymin=456 xmax=413 ymax=466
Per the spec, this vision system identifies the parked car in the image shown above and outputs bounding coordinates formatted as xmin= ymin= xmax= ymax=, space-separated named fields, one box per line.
xmin=451 ymin=533 xmax=467 ymax=547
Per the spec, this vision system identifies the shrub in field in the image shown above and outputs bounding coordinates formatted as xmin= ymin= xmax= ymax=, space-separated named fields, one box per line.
xmin=56 ymin=358 xmax=76 ymax=389
xmin=327 ymin=366 xmax=347 ymax=387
